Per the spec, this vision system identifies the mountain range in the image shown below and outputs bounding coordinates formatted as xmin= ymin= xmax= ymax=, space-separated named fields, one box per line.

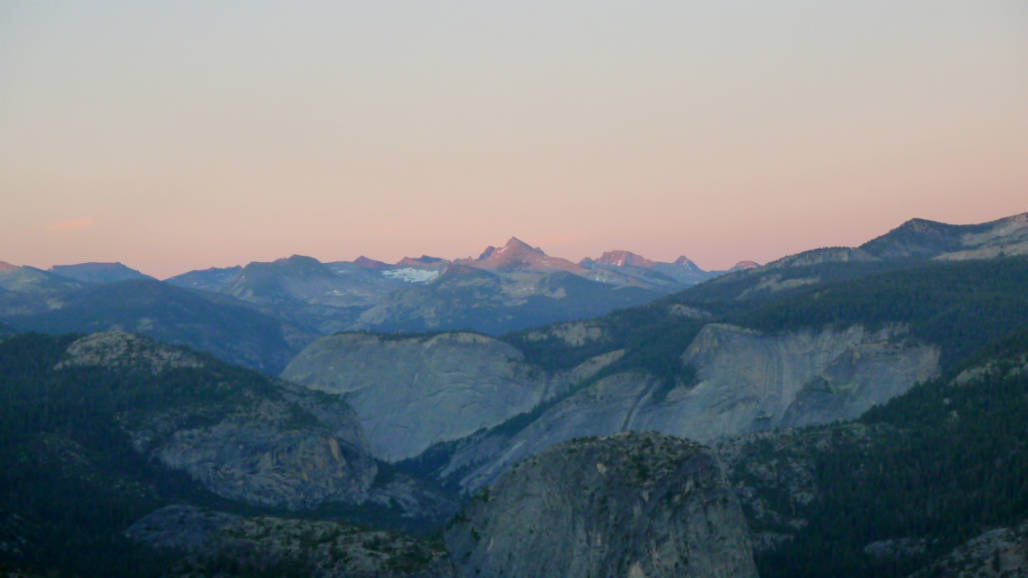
xmin=0 ymin=238 xmax=733 ymax=370
xmin=2 ymin=211 xmax=1027 ymax=577
xmin=165 ymin=236 xmax=732 ymax=335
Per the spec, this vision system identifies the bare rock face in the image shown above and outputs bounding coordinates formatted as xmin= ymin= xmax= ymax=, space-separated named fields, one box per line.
xmin=910 ymin=519 xmax=1028 ymax=578
xmin=659 ymin=322 xmax=941 ymax=436
xmin=282 ymin=332 xmax=555 ymax=461
xmin=147 ymin=399 xmax=377 ymax=509
xmin=522 ymin=320 xmax=608 ymax=347
xmin=55 ymin=332 xmax=382 ymax=511
xmin=442 ymin=371 xmax=658 ymax=492
xmin=444 ymin=432 xmax=757 ymax=578
xmin=442 ymin=323 xmax=939 ymax=493
xmin=55 ymin=330 xmax=206 ymax=373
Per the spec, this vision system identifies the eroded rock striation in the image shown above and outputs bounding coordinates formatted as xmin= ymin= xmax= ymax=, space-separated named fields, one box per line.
xmin=282 ymin=331 xmax=557 ymax=461
xmin=439 ymin=323 xmax=939 ymax=492
xmin=49 ymin=331 xmax=445 ymax=513
xmin=444 ymin=432 xmax=758 ymax=578
xmin=663 ymin=322 xmax=941 ymax=435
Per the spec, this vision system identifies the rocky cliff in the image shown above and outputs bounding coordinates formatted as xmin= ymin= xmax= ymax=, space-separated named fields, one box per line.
xmin=711 ymin=330 xmax=1028 ymax=577
xmin=0 ymin=331 xmax=460 ymax=577
xmin=665 ymin=323 xmax=940 ymax=434
xmin=437 ymin=323 xmax=939 ymax=492
xmin=444 ymin=432 xmax=757 ymax=578
xmin=282 ymin=332 xmax=560 ymax=461
xmin=56 ymin=331 xmax=380 ymax=510
xmin=38 ymin=331 xmax=455 ymax=519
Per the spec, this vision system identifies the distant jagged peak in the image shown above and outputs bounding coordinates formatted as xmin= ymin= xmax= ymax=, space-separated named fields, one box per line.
xmin=397 ymin=255 xmax=449 ymax=268
xmin=273 ymin=254 xmax=321 ymax=265
xmin=500 ymin=236 xmax=544 ymax=254
xmin=878 ymin=217 xmax=965 ymax=243
xmin=163 ymin=265 xmax=242 ymax=290
xmin=900 ymin=217 xmax=946 ymax=230
xmin=861 ymin=211 xmax=1028 ymax=260
xmin=673 ymin=255 xmax=698 ymax=267
xmin=874 ymin=211 xmax=1028 ymax=243
xmin=477 ymin=237 xmax=544 ymax=261
xmin=238 ymin=254 xmax=329 ymax=282
xmin=586 ymin=250 xmax=656 ymax=268
xmin=472 ymin=237 xmax=583 ymax=273
xmin=581 ymin=251 xmax=708 ymax=273
xmin=0 ymin=260 xmax=18 ymax=273
xmin=731 ymin=260 xmax=761 ymax=271
xmin=352 ymin=256 xmax=390 ymax=270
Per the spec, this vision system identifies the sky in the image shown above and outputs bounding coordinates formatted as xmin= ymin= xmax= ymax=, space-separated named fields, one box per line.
xmin=1 ymin=1 xmax=1025 ymax=279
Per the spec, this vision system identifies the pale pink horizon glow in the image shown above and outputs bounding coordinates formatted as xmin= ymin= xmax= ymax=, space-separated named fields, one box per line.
xmin=46 ymin=217 xmax=95 ymax=232
xmin=2 ymin=1 xmax=1026 ymax=279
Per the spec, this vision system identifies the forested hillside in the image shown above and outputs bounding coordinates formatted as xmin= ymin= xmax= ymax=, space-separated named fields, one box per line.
xmin=0 ymin=332 xmax=452 ymax=577
xmin=5 ymin=280 xmax=305 ymax=374
xmin=0 ymin=333 xmax=219 ymax=576
xmin=724 ymin=328 xmax=1028 ymax=577
xmin=507 ymin=256 xmax=1028 ymax=383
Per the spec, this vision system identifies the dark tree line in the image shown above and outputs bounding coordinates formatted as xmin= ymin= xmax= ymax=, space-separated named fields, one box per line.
xmin=753 ymin=328 xmax=1028 ymax=577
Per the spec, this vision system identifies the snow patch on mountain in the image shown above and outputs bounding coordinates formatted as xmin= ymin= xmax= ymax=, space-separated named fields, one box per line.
xmin=382 ymin=268 xmax=441 ymax=284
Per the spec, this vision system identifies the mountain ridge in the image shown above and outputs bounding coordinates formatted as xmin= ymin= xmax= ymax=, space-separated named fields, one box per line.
xmin=49 ymin=262 xmax=153 ymax=284
xmin=467 ymin=237 xmax=586 ymax=273
xmin=3 ymin=278 xmax=306 ymax=374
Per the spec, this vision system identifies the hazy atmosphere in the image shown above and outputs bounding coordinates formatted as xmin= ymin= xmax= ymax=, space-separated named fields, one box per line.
xmin=4 ymin=4 xmax=1028 ymax=577
xmin=2 ymin=0 xmax=1025 ymax=277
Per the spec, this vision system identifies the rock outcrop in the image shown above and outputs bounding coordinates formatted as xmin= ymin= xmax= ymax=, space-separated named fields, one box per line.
xmin=444 ymin=432 xmax=757 ymax=578
xmin=146 ymin=403 xmax=377 ymax=509
xmin=53 ymin=332 xmax=396 ymax=512
xmin=440 ymin=371 xmax=660 ymax=491
xmin=439 ymin=323 xmax=939 ymax=492
xmin=55 ymin=330 xmax=206 ymax=373
xmin=664 ymin=323 xmax=940 ymax=435
xmin=282 ymin=332 xmax=557 ymax=461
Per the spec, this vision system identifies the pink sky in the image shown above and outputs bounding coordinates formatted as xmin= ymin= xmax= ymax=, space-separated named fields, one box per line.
xmin=2 ymin=1 xmax=1025 ymax=278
